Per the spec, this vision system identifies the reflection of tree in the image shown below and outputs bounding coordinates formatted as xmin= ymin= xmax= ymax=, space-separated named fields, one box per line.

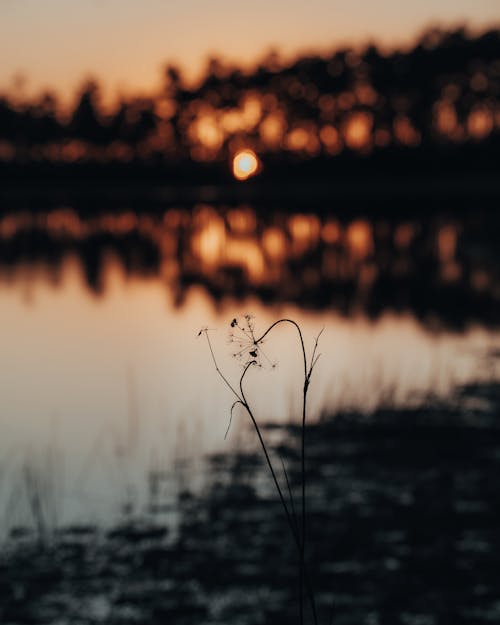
xmin=2 ymin=207 xmax=500 ymax=329
xmin=0 ymin=226 xmax=160 ymax=294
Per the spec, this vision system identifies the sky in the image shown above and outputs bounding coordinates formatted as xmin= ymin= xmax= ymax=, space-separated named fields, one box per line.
xmin=1 ymin=0 xmax=499 ymax=104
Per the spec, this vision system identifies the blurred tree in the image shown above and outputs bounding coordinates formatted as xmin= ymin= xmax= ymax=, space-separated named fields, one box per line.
xmin=69 ymin=80 xmax=108 ymax=144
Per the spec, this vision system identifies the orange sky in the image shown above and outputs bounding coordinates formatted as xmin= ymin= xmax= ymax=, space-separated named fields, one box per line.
xmin=1 ymin=0 xmax=499 ymax=105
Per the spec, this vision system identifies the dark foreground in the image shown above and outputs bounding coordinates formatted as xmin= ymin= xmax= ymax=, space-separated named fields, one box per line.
xmin=2 ymin=383 xmax=500 ymax=625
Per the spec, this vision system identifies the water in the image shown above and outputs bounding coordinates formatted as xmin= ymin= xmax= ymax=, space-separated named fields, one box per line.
xmin=2 ymin=202 xmax=500 ymax=623
xmin=1 ymin=204 xmax=500 ymax=529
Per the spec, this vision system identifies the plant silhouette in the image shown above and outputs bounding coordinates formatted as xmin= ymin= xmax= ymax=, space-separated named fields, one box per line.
xmin=201 ymin=315 xmax=323 ymax=625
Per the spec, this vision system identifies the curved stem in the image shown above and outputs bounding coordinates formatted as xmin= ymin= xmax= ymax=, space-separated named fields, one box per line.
xmin=255 ymin=319 xmax=308 ymax=380
xmin=241 ymin=399 xmax=318 ymax=624
xmin=239 ymin=360 xmax=257 ymax=401
xmin=239 ymin=364 xmax=297 ymax=542
xmin=240 ymin=329 xmax=318 ymax=625
xmin=241 ymin=402 xmax=299 ymax=546
xmin=225 ymin=400 xmax=244 ymax=439
xmin=256 ymin=320 xmax=309 ymax=622
xmin=206 ymin=319 xmax=320 ymax=625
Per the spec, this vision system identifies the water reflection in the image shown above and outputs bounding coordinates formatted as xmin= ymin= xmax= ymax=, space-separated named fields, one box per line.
xmin=1 ymin=256 xmax=500 ymax=532
xmin=1 ymin=204 xmax=500 ymax=328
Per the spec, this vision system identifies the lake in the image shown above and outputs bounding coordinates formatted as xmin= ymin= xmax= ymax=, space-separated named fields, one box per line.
xmin=2 ymin=200 xmax=500 ymax=623
xmin=1 ymin=202 xmax=500 ymax=528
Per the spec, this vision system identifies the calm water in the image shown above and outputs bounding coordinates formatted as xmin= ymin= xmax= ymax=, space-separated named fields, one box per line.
xmin=1 ymin=204 xmax=500 ymax=532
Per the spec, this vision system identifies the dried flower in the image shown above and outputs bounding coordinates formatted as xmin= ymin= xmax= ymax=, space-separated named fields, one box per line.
xmin=227 ymin=315 xmax=277 ymax=369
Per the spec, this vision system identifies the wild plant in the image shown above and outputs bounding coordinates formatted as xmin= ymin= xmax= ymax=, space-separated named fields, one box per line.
xmin=199 ymin=314 xmax=323 ymax=625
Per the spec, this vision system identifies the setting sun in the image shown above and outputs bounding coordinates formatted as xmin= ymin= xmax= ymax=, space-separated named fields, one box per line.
xmin=232 ymin=149 xmax=260 ymax=181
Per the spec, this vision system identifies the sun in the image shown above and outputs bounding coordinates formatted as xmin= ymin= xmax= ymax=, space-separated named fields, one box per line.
xmin=232 ymin=149 xmax=260 ymax=181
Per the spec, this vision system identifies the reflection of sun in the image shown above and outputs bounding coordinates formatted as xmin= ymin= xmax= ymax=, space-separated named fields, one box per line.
xmin=232 ymin=149 xmax=259 ymax=180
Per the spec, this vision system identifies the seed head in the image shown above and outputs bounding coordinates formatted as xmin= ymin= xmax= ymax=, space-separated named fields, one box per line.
xmin=227 ymin=315 xmax=276 ymax=369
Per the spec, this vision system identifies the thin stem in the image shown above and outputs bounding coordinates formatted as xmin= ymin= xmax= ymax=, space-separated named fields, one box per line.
xmin=243 ymin=402 xmax=320 ymax=625
xmin=301 ymin=383 xmax=307 ymax=625
xmin=255 ymin=318 xmax=318 ymax=625
xmin=225 ymin=400 xmax=244 ymax=439
xmin=241 ymin=402 xmax=299 ymax=547
xmin=300 ymin=385 xmax=319 ymax=625
xmin=239 ymin=364 xmax=298 ymax=545
xmin=255 ymin=319 xmax=308 ymax=381
xmin=240 ymin=349 xmax=318 ymax=625
xmin=310 ymin=327 xmax=325 ymax=370
xmin=203 ymin=331 xmax=242 ymax=403
xmin=279 ymin=454 xmax=299 ymax=536
xmin=281 ymin=458 xmax=303 ymax=625
xmin=205 ymin=318 xmax=321 ymax=625
xmin=239 ymin=360 xmax=257 ymax=401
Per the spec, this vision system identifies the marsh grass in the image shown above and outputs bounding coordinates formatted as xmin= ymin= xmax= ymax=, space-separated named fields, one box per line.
xmin=200 ymin=315 xmax=323 ymax=625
